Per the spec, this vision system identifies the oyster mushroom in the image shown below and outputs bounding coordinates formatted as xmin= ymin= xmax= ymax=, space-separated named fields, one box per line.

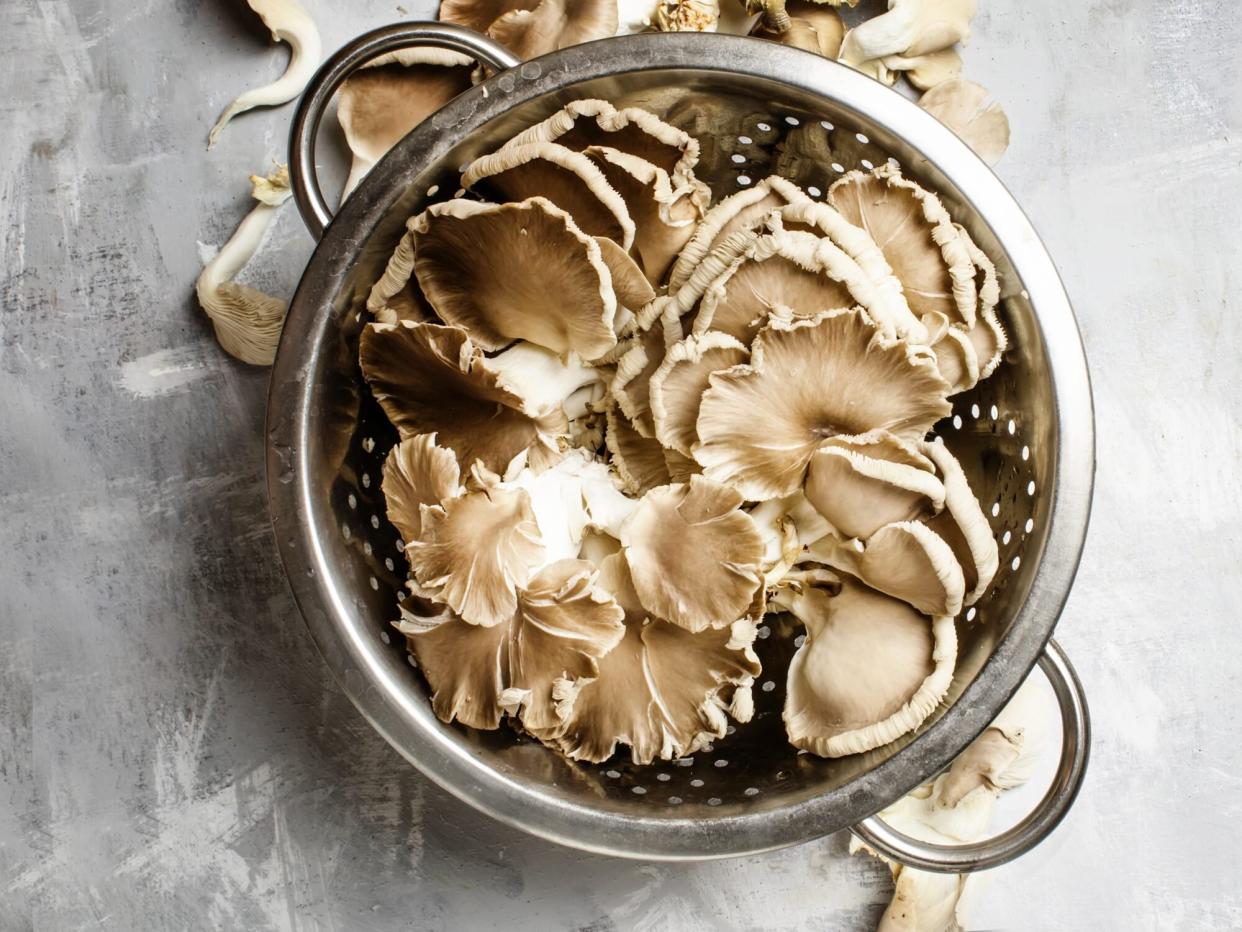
xmin=438 ymin=0 xmax=537 ymax=33
xmin=804 ymin=430 xmax=946 ymax=540
xmin=779 ymin=574 xmax=957 ymax=757
xmin=499 ymin=98 xmax=702 ymax=199
xmin=594 ymin=236 xmax=657 ymax=313
xmin=920 ymin=439 xmax=998 ymax=605
xmin=605 ymin=405 xmax=673 ymax=495
xmin=955 ymin=223 xmax=1009 ymax=379
xmin=694 ymin=307 xmax=951 ymax=500
xmin=919 ymin=78 xmax=1010 ymax=166
xmin=749 ymin=0 xmax=845 ymax=57
xmin=649 ymin=331 xmax=749 ymax=457
xmin=487 ymin=0 xmax=619 ymax=59
xmin=411 ymin=197 xmax=617 ymax=359
xmin=804 ymin=520 xmax=965 ymax=617
xmin=619 ymin=476 xmax=764 ymax=632
xmin=195 ymin=166 xmax=292 ymax=366
xmin=381 ymin=433 xmax=464 ymax=546
xmin=838 ymin=0 xmax=977 ymax=86
xmin=484 ymin=340 xmax=603 ymax=418
xmin=359 ymin=320 xmax=566 ymax=474
xmin=403 ymin=558 xmax=623 ymax=730
xmin=587 ymin=146 xmax=702 ymax=285
xmin=610 ymin=312 xmax=685 ymax=437
xmin=829 ymin=163 xmax=977 ymax=329
xmin=337 ymin=50 xmax=475 ymax=199
xmin=883 ymin=46 xmax=962 ymax=91
xmin=462 ymin=142 xmax=636 ymax=249
xmin=207 ymin=0 xmax=322 ymax=148
xmin=654 ymin=0 xmax=719 ymax=32
xmin=550 ymin=553 xmax=760 ymax=763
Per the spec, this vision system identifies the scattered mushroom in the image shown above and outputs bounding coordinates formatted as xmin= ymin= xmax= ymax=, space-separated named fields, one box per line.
xmin=919 ymin=77 xmax=1011 ymax=165
xmin=838 ymin=0 xmax=977 ymax=86
xmin=195 ymin=165 xmax=293 ymax=366
xmin=207 ymin=0 xmax=322 ymax=149
xmin=356 ymin=99 xmax=1011 ymax=770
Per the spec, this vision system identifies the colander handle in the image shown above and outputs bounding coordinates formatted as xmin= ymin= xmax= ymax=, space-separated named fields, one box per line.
xmin=288 ymin=22 xmax=522 ymax=238
xmin=849 ymin=639 xmax=1090 ymax=874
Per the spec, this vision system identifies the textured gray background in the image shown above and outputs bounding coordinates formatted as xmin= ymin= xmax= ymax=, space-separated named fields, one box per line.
xmin=2 ymin=0 xmax=1239 ymax=929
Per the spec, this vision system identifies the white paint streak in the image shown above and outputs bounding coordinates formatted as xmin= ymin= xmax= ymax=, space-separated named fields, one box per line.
xmin=119 ymin=345 xmax=221 ymax=397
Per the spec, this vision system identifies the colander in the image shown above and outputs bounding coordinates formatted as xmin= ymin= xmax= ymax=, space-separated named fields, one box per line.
xmin=267 ymin=22 xmax=1094 ymax=870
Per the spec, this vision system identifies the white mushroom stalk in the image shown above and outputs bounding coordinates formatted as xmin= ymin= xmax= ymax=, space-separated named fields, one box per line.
xmin=207 ymin=0 xmax=322 ymax=149
xmin=194 ymin=165 xmax=292 ymax=366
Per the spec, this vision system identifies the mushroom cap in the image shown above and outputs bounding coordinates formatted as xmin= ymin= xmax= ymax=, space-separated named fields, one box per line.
xmin=381 ymin=433 xmax=464 ymax=546
xmin=920 ymin=439 xmax=998 ymax=605
xmin=366 ymin=227 xmax=435 ymax=324
xmin=550 ymin=553 xmax=761 ymax=763
xmin=462 ymin=142 xmax=636 ymax=249
xmin=620 ymin=476 xmax=764 ymax=632
xmin=405 ymin=483 xmax=546 ymax=627
xmin=337 ymin=50 xmax=475 ymax=199
xmin=838 ymin=0 xmax=976 ymax=75
xmin=804 ymin=430 xmax=946 ymax=540
xmin=649 ymin=331 xmax=749 ymax=456
xmin=882 ymin=46 xmax=962 ymax=91
xmin=412 ymin=197 xmax=617 ymax=359
xmin=805 ymin=520 xmax=965 ymax=617
xmin=667 ymin=175 xmax=808 ymax=290
xmin=500 ymin=98 xmax=702 ymax=196
xmin=783 ymin=576 xmax=957 ymax=757
xmin=605 ymin=404 xmax=673 ymax=495
xmin=406 ymin=558 xmax=623 ymax=732
xmin=594 ymin=235 xmax=657 ymax=310
xmin=654 ymin=0 xmax=720 ymax=32
xmin=694 ymin=307 xmax=951 ymax=500
xmin=930 ymin=326 xmax=980 ymax=394
xmin=750 ymin=0 xmax=844 ymax=57
xmin=359 ymin=320 xmax=565 ymax=474
xmin=438 ymin=0 xmax=538 ymax=33
xmin=488 ymin=0 xmax=619 ymax=59
xmin=610 ymin=311 xmax=685 ymax=437
xmin=587 ymin=145 xmax=702 ymax=285
xmin=829 ymin=164 xmax=977 ymax=328
xmin=954 ymin=222 xmax=1008 ymax=378
xmin=919 ymin=78 xmax=1010 ymax=167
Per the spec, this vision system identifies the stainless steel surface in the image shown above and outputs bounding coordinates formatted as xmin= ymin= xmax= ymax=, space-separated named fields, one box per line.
xmin=4 ymin=1 xmax=1239 ymax=928
xmin=851 ymin=639 xmax=1090 ymax=872
xmin=289 ymin=23 xmax=521 ymax=236
xmin=268 ymin=26 xmax=1093 ymax=861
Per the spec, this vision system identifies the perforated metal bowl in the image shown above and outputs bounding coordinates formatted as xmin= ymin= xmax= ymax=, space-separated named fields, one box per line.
xmin=267 ymin=23 xmax=1094 ymax=868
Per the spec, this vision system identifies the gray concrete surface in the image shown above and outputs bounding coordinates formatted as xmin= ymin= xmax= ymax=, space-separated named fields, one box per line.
xmin=2 ymin=0 xmax=1239 ymax=928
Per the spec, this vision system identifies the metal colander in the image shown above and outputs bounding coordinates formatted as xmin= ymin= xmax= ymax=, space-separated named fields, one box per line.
xmin=268 ymin=23 xmax=1093 ymax=868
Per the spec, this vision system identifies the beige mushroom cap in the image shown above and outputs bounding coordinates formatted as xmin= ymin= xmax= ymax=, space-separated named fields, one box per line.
xmin=594 ymin=235 xmax=657 ymax=311
xmin=919 ymin=78 xmax=1010 ymax=167
xmin=550 ymin=553 xmax=761 ymax=764
xmin=610 ymin=311 xmax=684 ymax=437
xmin=620 ymin=476 xmax=764 ymax=632
xmin=438 ymin=0 xmax=537 ymax=34
xmin=750 ymin=0 xmax=844 ymax=57
xmin=920 ymin=439 xmax=998 ymax=606
xmin=405 ymin=482 xmax=546 ymax=627
xmin=337 ymin=49 xmax=475 ymax=199
xmin=412 ymin=197 xmax=617 ymax=359
xmin=782 ymin=575 xmax=957 ymax=758
xmin=605 ymin=404 xmax=673 ymax=495
xmin=694 ymin=308 xmax=951 ymax=500
xmin=805 ymin=520 xmax=965 ymax=617
xmin=359 ymin=320 xmax=565 ymax=474
xmin=829 ymin=164 xmax=977 ymax=328
xmin=381 ymin=433 xmax=464 ymax=546
xmin=488 ymin=0 xmax=619 ymax=59
xmin=406 ymin=558 xmax=623 ymax=731
xmin=462 ymin=141 xmax=636 ymax=250
xmin=804 ymin=430 xmax=946 ymax=540
xmin=501 ymin=98 xmax=703 ymax=198
xmin=649 ymin=331 xmax=749 ymax=457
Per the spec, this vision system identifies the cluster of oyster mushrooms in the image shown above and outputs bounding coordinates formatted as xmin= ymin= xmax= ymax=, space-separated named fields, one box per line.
xmin=358 ymin=98 xmax=1005 ymax=766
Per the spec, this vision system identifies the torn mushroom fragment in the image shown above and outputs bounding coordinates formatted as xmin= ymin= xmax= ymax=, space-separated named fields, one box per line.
xmin=620 ymin=476 xmax=764 ymax=632
xmin=550 ymin=553 xmax=760 ymax=763
xmin=405 ymin=559 xmax=623 ymax=731
xmin=337 ymin=49 xmax=475 ymax=199
xmin=695 ymin=307 xmax=951 ymax=500
xmin=462 ymin=142 xmax=636 ymax=249
xmin=804 ymin=431 xmax=945 ymax=540
xmin=412 ymin=197 xmax=618 ymax=359
xmin=780 ymin=575 xmax=957 ymax=757
xmin=195 ymin=166 xmax=293 ymax=366
xmin=207 ymin=0 xmax=322 ymax=148
xmin=919 ymin=78 xmax=1010 ymax=166
xmin=359 ymin=320 xmax=566 ymax=474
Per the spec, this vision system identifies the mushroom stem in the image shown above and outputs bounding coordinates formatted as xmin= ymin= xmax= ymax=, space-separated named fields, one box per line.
xmin=486 ymin=342 xmax=605 ymax=416
xmin=195 ymin=167 xmax=292 ymax=366
xmin=207 ymin=0 xmax=322 ymax=149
